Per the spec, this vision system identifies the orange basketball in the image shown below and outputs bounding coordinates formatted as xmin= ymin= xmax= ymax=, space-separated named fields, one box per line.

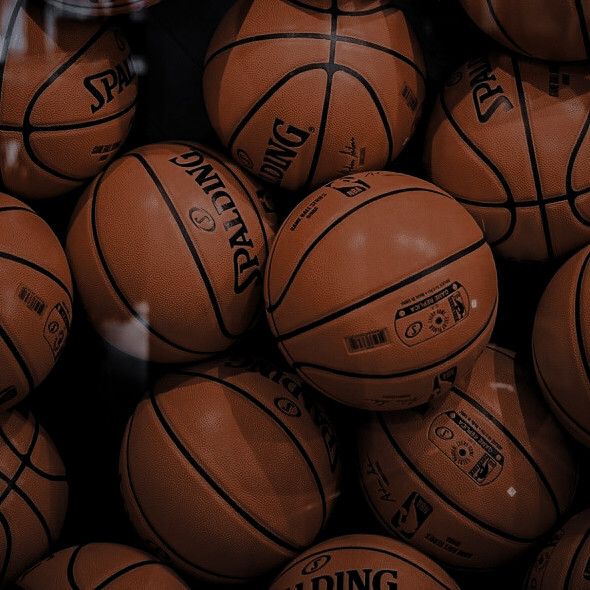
xmin=358 ymin=345 xmax=577 ymax=570
xmin=0 ymin=192 xmax=72 ymax=410
xmin=66 ymin=142 xmax=277 ymax=363
xmin=0 ymin=410 xmax=68 ymax=584
xmin=203 ymin=0 xmax=425 ymax=191
xmin=265 ymin=171 xmax=498 ymax=411
xmin=270 ymin=534 xmax=460 ymax=590
xmin=120 ymin=357 xmax=341 ymax=583
xmin=18 ymin=543 xmax=189 ymax=589
xmin=425 ymin=53 xmax=590 ymax=262
xmin=524 ymin=509 xmax=590 ymax=590
xmin=44 ymin=0 xmax=161 ymax=15
xmin=460 ymin=0 xmax=590 ymax=62
xmin=533 ymin=244 xmax=590 ymax=446
xmin=0 ymin=0 xmax=137 ymax=199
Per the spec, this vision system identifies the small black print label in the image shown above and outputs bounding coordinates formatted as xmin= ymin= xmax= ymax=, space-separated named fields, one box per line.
xmin=346 ymin=328 xmax=390 ymax=353
xmin=18 ymin=286 xmax=46 ymax=316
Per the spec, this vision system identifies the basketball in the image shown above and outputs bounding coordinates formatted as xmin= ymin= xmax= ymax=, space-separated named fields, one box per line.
xmin=460 ymin=0 xmax=590 ymax=62
xmin=533 ymin=244 xmax=590 ymax=446
xmin=119 ymin=357 xmax=341 ymax=582
xmin=270 ymin=534 xmax=460 ymax=590
xmin=524 ymin=509 xmax=590 ymax=589
xmin=18 ymin=543 xmax=189 ymax=589
xmin=66 ymin=142 xmax=277 ymax=363
xmin=203 ymin=0 xmax=425 ymax=192
xmin=0 ymin=410 xmax=68 ymax=584
xmin=44 ymin=0 xmax=162 ymax=15
xmin=358 ymin=345 xmax=577 ymax=569
xmin=0 ymin=0 xmax=137 ymax=199
xmin=0 ymin=193 xmax=72 ymax=410
xmin=265 ymin=171 xmax=498 ymax=411
xmin=425 ymin=53 xmax=590 ymax=262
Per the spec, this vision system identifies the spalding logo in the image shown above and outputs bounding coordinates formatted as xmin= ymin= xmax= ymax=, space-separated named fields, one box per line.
xmin=258 ymin=118 xmax=313 ymax=185
xmin=302 ymin=554 xmax=331 ymax=575
xmin=84 ymin=55 xmax=136 ymax=114
xmin=169 ymin=150 xmax=261 ymax=294
xmin=468 ymin=56 xmax=514 ymax=123
xmin=285 ymin=569 xmax=398 ymax=589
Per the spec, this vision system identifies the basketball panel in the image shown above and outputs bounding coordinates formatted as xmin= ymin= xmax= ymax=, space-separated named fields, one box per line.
xmin=460 ymin=203 xmax=512 ymax=245
xmin=310 ymin=71 xmax=391 ymax=187
xmin=17 ymin=548 xmax=75 ymax=588
xmin=546 ymin=199 xmax=590 ymax=260
xmin=358 ymin=419 xmax=530 ymax=569
xmin=29 ymin=28 xmax=137 ymax=127
xmin=154 ymin=377 xmax=325 ymax=547
xmin=204 ymin=40 xmax=331 ymax=147
xmin=124 ymin=404 xmax=295 ymax=580
xmin=0 ymin=340 xmax=30 ymax=408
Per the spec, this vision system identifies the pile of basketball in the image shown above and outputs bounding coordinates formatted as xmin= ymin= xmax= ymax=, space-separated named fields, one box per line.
xmin=1 ymin=0 xmax=590 ymax=588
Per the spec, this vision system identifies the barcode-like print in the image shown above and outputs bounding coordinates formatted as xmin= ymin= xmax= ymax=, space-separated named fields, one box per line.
xmin=346 ymin=329 xmax=389 ymax=353
xmin=18 ymin=287 xmax=46 ymax=316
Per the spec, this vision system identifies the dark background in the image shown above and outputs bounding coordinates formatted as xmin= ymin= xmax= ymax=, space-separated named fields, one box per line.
xmin=16 ymin=0 xmax=590 ymax=588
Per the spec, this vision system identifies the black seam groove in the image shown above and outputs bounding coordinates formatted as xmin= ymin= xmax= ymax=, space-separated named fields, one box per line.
xmin=284 ymin=0 xmax=398 ymax=16
xmin=574 ymin=251 xmax=590 ymax=417
xmin=293 ymin=298 xmax=497 ymax=380
xmin=378 ymin=413 xmax=539 ymax=543
xmin=169 ymin=369 xmax=328 ymax=531
xmin=95 ymin=560 xmax=160 ymax=589
xmin=149 ymin=390 xmax=303 ymax=553
xmin=166 ymin=141 xmax=271 ymax=259
xmin=575 ymin=0 xmax=590 ymax=60
xmin=565 ymin=107 xmax=590 ymax=227
xmin=564 ymin=527 xmax=590 ymax=589
xmin=267 ymin=187 xmax=453 ymax=313
xmin=131 ymin=153 xmax=237 ymax=340
xmin=451 ymin=386 xmax=561 ymax=518
xmin=204 ymin=33 xmax=426 ymax=82
xmin=512 ymin=56 xmax=554 ymax=259
xmin=278 ymin=544 xmax=455 ymax=589
xmin=89 ymin=170 xmax=222 ymax=356
xmin=275 ymin=238 xmax=487 ymax=342
xmin=66 ymin=545 xmax=84 ymax=590
xmin=0 ymin=251 xmax=73 ymax=304
xmin=439 ymin=91 xmax=516 ymax=247
xmin=485 ymin=0 xmax=529 ymax=55
xmin=0 ymin=323 xmax=34 ymax=391
xmin=123 ymin=413 xmax=250 ymax=581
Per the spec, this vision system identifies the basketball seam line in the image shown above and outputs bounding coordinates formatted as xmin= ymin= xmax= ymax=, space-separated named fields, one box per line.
xmin=0 ymin=322 xmax=34 ymax=391
xmin=378 ymin=413 xmax=540 ymax=543
xmin=267 ymin=186 xmax=453 ymax=313
xmin=274 ymin=237 xmax=487 ymax=342
xmin=95 ymin=560 xmax=160 ymax=589
xmin=565 ymin=102 xmax=590 ymax=228
xmin=564 ymin=527 xmax=590 ymax=589
xmin=439 ymin=91 xmax=516 ymax=247
xmin=0 ymin=251 xmax=73 ymax=304
xmin=21 ymin=23 xmax=114 ymax=183
xmin=284 ymin=0 xmax=399 ymax=17
xmin=0 ymin=512 xmax=12 ymax=586
xmin=512 ymin=56 xmax=555 ymax=259
xmin=149 ymin=390 xmax=304 ymax=553
xmin=276 ymin=544 xmax=455 ymax=589
xmin=0 ymin=422 xmax=67 ymax=482
xmin=131 ymin=153 xmax=238 ymax=340
xmin=454 ymin=189 xmax=590 ymax=209
xmin=0 ymin=100 xmax=137 ymax=136
xmin=302 ymin=5 xmax=337 ymax=191
xmin=0 ymin=0 xmax=24 ymax=190
xmin=122 ymin=414 xmax=251 ymax=581
xmin=292 ymin=297 xmax=497 ymax=380
xmin=169 ymin=369 xmax=329 ymax=532
xmin=67 ymin=545 xmax=84 ymax=590
xmin=532 ymin=340 xmax=590 ymax=437
xmin=0 ymin=415 xmax=41 ymax=586
xmin=574 ymin=250 xmax=590 ymax=420
xmin=166 ymin=141 xmax=272 ymax=259
xmin=88 ymin=168 xmax=223 ymax=356
xmin=0 ymin=206 xmax=34 ymax=215
xmin=451 ymin=385 xmax=562 ymax=519
xmin=485 ymin=0 xmax=529 ymax=55
xmin=575 ymin=0 xmax=590 ymax=60
xmin=204 ymin=33 xmax=426 ymax=82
